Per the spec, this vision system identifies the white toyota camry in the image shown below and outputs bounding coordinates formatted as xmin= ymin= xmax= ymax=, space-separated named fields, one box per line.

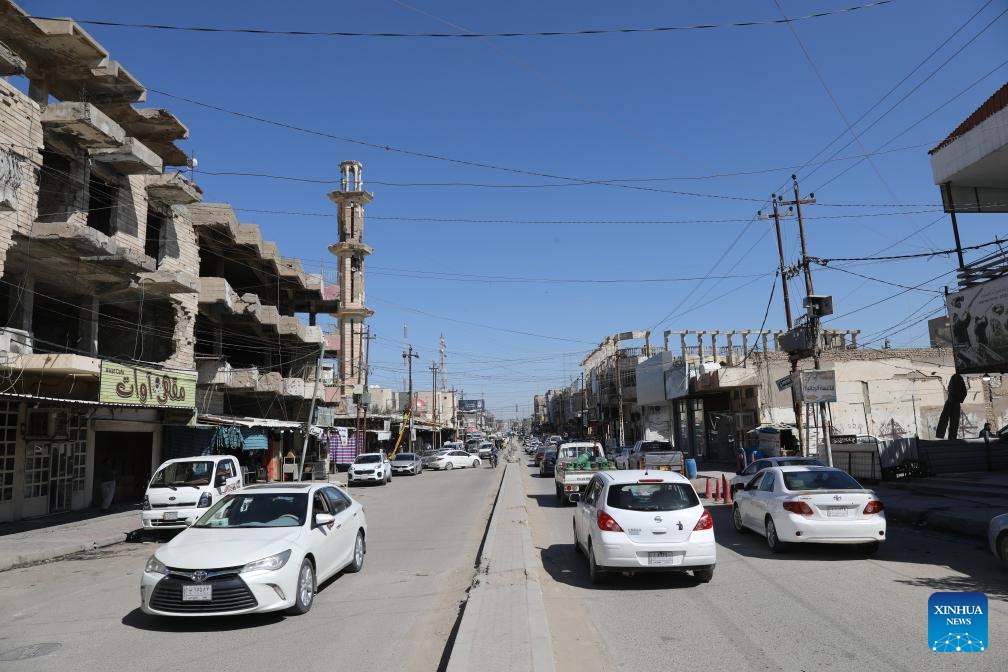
xmin=140 ymin=483 xmax=367 ymax=617
xmin=572 ymin=470 xmax=716 ymax=584
xmin=732 ymin=466 xmax=886 ymax=553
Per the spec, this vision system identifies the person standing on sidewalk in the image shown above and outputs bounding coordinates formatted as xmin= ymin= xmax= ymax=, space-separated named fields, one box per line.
xmin=979 ymin=422 xmax=993 ymax=439
xmin=99 ymin=458 xmax=116 ymax=512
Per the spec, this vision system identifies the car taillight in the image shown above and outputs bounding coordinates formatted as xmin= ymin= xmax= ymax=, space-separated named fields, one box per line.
xmin=782 ymin=501 xmax=814 ymax=515
xmin=197 ymin=492 xmax=212 ymax=508
xmin=693 ymin=510 xmax=713 ymax=530
xmin=597 ymin=511 xmax=624 ymax=532
xmin=863 ymin=500 xmax=884 ymax=514
xmin=142 ymin=495 xmax=151 ymax=511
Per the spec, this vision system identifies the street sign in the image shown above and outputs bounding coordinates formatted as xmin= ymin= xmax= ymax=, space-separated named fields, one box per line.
xmin=796 ymin=370 xmax=837 ymax=403
xmin=776 ymin=374 xmax=794 ymax=391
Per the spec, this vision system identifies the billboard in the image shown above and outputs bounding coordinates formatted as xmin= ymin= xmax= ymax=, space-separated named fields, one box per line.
xmin=946 ymin=275 xmax=1008 ymax=374
xmin=459 ymin=399 xmax=484 ymax=412
xmin=664 ymin=362 xmax=691 ymax=400
xmin=795 ymin=370 xmax=836 ymax=403
xmin=100 ymin=361 xmax=195 ymax=408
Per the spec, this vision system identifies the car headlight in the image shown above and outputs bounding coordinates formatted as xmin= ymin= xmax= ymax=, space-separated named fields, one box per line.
xmin=240 ymin=549 xmax=292 ymax=574
xmin=197 ymin=492 xmax=212 ymax=508
xmin=145 ymin=555 xmax=168 ymax=576
xmin=142 ymin=495 xmax=151 ymax=511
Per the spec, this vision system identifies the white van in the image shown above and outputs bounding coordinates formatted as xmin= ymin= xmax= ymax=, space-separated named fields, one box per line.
xmin=141 ymin=455 xmax=243 ymax=530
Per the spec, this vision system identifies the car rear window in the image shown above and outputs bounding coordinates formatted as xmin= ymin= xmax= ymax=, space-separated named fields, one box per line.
xmin=606 ymin=483 xmax=699 ymax=511
xmin=637 ymin=442 xmax=672 ymax=453
xmin=783 ymin=470 xmax=863 ymax=491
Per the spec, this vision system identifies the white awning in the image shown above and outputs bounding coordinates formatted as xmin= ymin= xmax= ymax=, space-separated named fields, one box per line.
xmin=197 ymin=413 xmax=304 ymax=429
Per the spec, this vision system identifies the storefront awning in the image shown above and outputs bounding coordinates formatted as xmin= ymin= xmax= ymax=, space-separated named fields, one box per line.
xmin=0 ymin=391 xmax=152 ymax=409
xmin=197 ymin=413 xmax=304 ymax=430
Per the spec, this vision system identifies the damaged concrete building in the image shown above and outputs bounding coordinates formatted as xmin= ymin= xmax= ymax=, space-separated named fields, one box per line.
xmin=0 ymin=1 xmax=341 ymax=521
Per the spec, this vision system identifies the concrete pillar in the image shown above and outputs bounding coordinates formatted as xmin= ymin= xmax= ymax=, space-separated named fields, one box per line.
xmin=851 ymin=331 xmax=859 ymax=348
xmin=680 ymin=333 xmax=688 ymax=361
xmin=710 ymin=333 xmax=718 ymax=362
xmin=726 ymin=333 xmax=734 ymax=365
xmin=14 ymin=275 xmax=34 ymax=334
xmin=28 ymin=78 xmax=48 ymax=106
xmin=762 ymin=333 xmax=769 ymax=353
xmin=742 ymin=333 xmax=749 ymax=355
xmin=77 ymin=297 xmax=99 ymax=356
xmin=696 ymin=332 xmax=704 ymax=360
xmin=214 ymin=325 xmax=223 ymax=356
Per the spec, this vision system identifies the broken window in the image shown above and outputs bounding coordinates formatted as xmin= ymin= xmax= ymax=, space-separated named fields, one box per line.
xmin=37 ymin=151 xmax=75 ymax=223
xmin=144 ymin=207 xmax=167 ymax=262
xmin=86 ymin=173 xmax=117 ymax=235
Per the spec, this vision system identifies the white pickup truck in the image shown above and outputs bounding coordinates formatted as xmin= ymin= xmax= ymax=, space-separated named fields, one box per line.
xmin=141 ymin=455 xmax=244 ymax=530
xmin=554 ymin=441 xmax=604 ymax=505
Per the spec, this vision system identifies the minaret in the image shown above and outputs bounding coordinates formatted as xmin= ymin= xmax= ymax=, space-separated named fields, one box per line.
xmin=328 ymin=161 xmax=374 ymax=406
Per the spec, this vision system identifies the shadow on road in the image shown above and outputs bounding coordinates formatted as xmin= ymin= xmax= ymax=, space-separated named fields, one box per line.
xmin=122 ymin=608 xmax=284 ymax=631
xmin=526 ymin=493 xmax=565 ymax=509
xmin=538 ymin=543 xmax=705 ymax=591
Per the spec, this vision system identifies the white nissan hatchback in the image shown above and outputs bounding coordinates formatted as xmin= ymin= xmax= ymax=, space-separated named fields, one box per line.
xmin=572 ymin=471 xmax=715 ymax=584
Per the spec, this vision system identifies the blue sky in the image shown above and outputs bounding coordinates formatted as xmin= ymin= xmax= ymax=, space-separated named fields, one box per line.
xmin=18 ymin=1 xmax=1008 ymax=418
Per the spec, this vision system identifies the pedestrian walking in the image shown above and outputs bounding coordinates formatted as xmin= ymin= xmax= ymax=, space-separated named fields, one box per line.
xmin=979 ymin=422 xmax=993 ymax=439
xmin=99 ymin=458 xmax=116 ymax=512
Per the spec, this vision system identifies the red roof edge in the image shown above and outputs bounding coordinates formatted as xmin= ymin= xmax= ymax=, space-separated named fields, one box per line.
xmin=929 ymin=81 xmax=1008 ymax=156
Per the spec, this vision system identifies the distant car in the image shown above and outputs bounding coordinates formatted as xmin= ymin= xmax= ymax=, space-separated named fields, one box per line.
xmin=478 ymin=442 xmax=494 ymax=459
xmin=732 ymin=466 xmax=886 ymax=554
xmin=429 ymin=450 xmax=481 ymax=470
xmin=534 ymin=446 xmax=547 ymax=466
xmin=390 ymin=452 xmax=423 ymax=476
xmin=540 ymin=449 xmax=558 ymax=477
xmin=729 ymin=457 xmax=825 ymax=495
xmin=572 ymin=470 xmax=715 ymax=584
xmin=989 ymin=512 xmax=1008 ymax=563
xmin=348 ymin=453 xmax=392 ymax=486
xmin=140 ymin=482 xmax=366 ymax=616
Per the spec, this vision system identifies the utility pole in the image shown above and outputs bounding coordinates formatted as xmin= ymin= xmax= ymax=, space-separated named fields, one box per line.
xmin=758 ymin=195 xmax=802 ymax=452
xmin=403 ymin=345 xmax=419 ymax=453
xmin=451 ymin=386 xmax=457 ymax=440
xmin=614 ymin=346 xmax=625 ymax=447
xmin=430 ymin=362 xmax=439 ymax=451
xmin=359 ymin=327 xmax=375 ymax=453
xmin=780 ymin=175 xmax=832 ymax=467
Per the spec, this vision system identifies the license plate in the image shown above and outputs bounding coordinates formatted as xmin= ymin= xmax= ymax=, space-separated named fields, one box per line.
xmin=826 ymin=508 xmax=849 ymax=518
xmin=648 ymin=551 xmax=682 ymax=566
xmin=162 ymin=511 xmax=177 ymax=521
xmin=657 ymin=466 xmax=670 ymax=471
xmin=182 ymin=584 xmax=212 ymax=601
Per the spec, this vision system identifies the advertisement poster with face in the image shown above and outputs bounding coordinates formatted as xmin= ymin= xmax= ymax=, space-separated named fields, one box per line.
xmin=946 ymin=276 xmax=1008 ymax=374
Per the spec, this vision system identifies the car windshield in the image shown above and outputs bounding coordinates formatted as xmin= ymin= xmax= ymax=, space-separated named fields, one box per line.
xmin=354 ymin=455 xmax=381 ymax=464
xmin=543 ymin=450 xmax=557 ymax=459
xmin=778 ymin=458 xmax=823 ymax=466
xmin=193 ymin=493 xmax=309 ymax=528
xmin=637 ymin=441 xmax=673 ymax=453
xmin=393 ymin=453 xmax=416 ymax=461
xmin=783 ymin=470 xmax=863 ymax=491
xmin=607 ymin=483 xmax=699 ymax=511
xmin=150 ymin=461 xmax=213 ymax=488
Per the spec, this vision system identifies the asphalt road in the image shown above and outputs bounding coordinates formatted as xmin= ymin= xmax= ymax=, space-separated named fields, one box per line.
xmin=0 ymin=464 xmax=500 ymax=672
xmin=521 ymin=455 xmax=1008 ymax=672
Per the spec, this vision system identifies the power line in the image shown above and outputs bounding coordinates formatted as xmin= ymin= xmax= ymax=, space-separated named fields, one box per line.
xmin=814 ymin=237 xmax=1005 ymax=263
xmin=36 ymin=3 xmax=897 ymax=39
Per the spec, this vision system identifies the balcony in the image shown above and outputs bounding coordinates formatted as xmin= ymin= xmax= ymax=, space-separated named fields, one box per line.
xmin=91 ymin=137 xmax=162 ymax=175
xmin=41 ymin=102 xmax=125 ymax=149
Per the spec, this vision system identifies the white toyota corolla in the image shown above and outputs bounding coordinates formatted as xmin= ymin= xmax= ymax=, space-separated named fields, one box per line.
xmin=140 ymin=483 xmax=367 ymax=617
xmin=572 ymin=470 xmax=715 ymax=584
xmin=732 ymin=465 xmax=886 ymax=553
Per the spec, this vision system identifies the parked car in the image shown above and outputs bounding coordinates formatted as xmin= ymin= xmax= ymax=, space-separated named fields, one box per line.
xmin=390 ymin=452 xmax=423 ymax=476
xmin=140 ymin=482 xmax=366 ymax=616
xmin=429 ymin=449 xmax=481 ymax=470
xmin=616 ymin=440 xmax=684 ymax=474
xmin=732 ymin=466 xmax=886 ymax=553
xmin=442 ymin=441 xmax=465 ymax=452
xmin=539 ymin=449 xmax=558 ymax=477
xmin=348 ymin=453 xmax=392 ymax=485
xmin=729 ymin=456 xmax=825 ymax=495
xmin=989 ymin=512 xmax=1008 ymax=563
xmin=572 ymin=470 xmax=715 ymax=584
xmin=534 ymin=445 xmax=548 ymax=466
xmin=142 ymin=455 xmax=244 ymax=531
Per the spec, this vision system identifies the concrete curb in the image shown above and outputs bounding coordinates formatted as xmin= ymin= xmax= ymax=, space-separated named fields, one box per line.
xmin=0 ymin=532 xmax=128 ymax=571
xmin=0 ymin=511 xmax=137 ymax=572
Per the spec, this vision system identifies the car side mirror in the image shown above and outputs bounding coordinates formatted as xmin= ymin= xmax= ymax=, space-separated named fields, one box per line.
xmin=569 ymin=493 xmax=581 ymax=503
xmin=315 ymin=513 xmax=335 ymax=527
xmin=215 ymin=474 xmax=227 ymax=487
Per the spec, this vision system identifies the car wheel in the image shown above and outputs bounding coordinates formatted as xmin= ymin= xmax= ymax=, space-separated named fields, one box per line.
xmin=288 ymin=558 xmax=315 ymax=615
xmin=573 ymin=519 xmax=583 ymax=555
xmin=588 ymin=543 xmax=609 ymax=585
xmin=999 ymin=533 xmax=1008 ymax=562
xmin=693 ymin=566 xmax=714 ymax=583
xmin=346 ymin=531 xmax=365 ymax=573
xmin=766 ymin=516 xmax=786 ymax=554
xmin=472 ymin=459 xmax=479 ymax=468
xmin=732 ymin=504 xmax=747 ymax=534
xmin=445 ymin=461 xmax=454 ymax=470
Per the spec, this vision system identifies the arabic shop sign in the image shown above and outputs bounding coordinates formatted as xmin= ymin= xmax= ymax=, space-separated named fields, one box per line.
xmin=99 ymin=361 xmax=196 ymax=409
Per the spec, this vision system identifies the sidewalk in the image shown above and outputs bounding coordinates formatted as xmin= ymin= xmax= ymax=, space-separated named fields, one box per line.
xmin=0 ymin=508 xmax=138 ymax=572
xmin=447 ymin=462 xmax=555 ymax=672
xmin=691 ymin=467 xmax=1007 ymax=541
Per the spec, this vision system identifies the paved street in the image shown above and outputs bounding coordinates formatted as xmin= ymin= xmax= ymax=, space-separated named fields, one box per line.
xmin=0 ymin=466 xmax=499 ymax=672
xmin=520 ymin=456 xmax=1008 ymax=672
